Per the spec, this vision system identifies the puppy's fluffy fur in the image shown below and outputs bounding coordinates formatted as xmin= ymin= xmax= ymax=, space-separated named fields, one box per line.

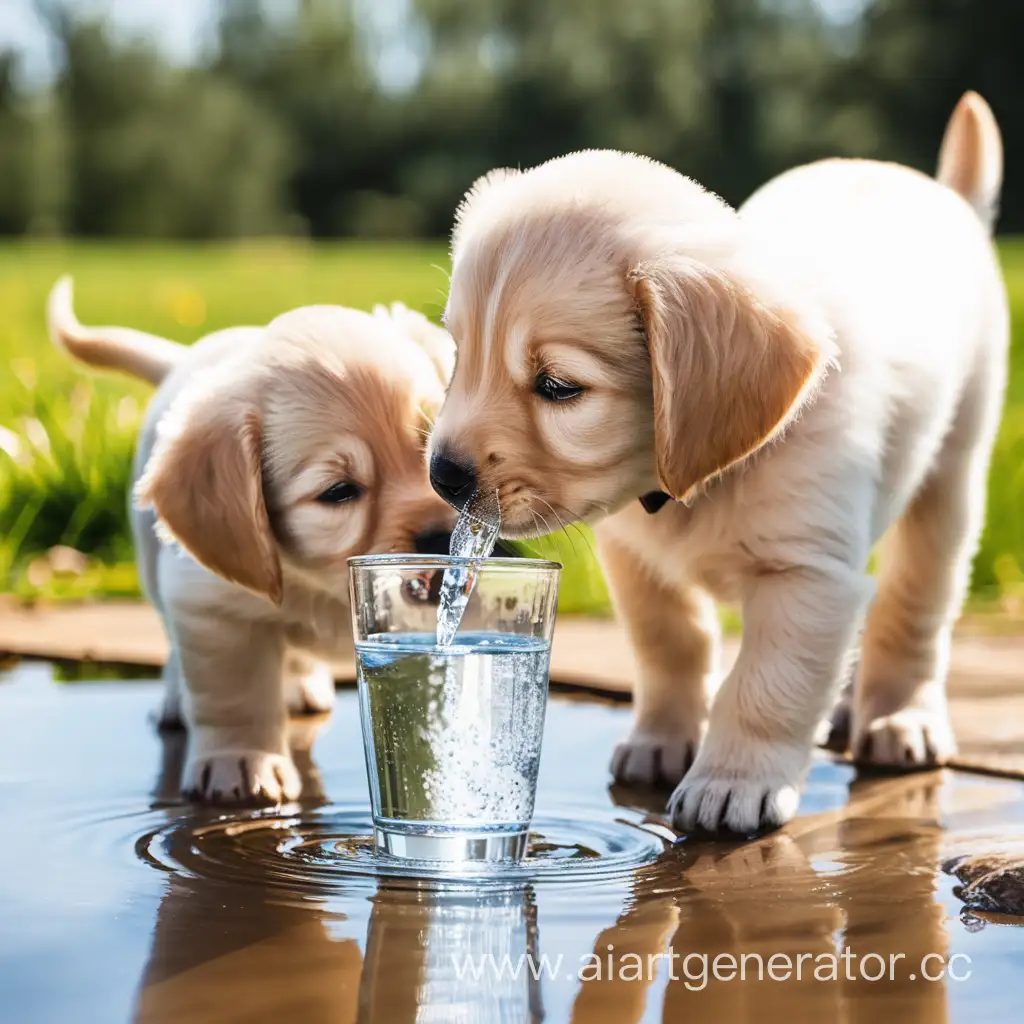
xmin=50 ymin=281 xmax=455 ymax=804
xmin=431 ymin=93 xmax=1009 ymax=833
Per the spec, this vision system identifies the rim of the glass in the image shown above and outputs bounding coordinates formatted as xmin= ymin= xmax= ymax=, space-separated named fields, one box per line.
xmin=348 ymin=553 xmax=562 ymax=571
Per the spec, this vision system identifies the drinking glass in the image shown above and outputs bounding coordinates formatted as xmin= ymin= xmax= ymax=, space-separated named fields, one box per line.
xmin=348 ymin=554 xmax=561 ymax=866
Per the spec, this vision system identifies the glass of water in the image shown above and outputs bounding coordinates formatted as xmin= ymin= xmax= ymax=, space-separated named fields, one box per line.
xmin=348 ymin=554 xmax=561 ymax=867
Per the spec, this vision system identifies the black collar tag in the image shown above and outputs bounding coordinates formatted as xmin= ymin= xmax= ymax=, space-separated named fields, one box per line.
xmin=639 ymin=490 xmax=672 ymax=515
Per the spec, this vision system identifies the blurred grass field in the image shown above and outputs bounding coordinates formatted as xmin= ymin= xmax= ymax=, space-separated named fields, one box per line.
xmin=1 ymin=239 xmax=1022 ymax=615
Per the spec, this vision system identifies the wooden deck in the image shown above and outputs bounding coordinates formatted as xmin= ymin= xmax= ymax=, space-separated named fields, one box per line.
xmin=2 ymin=597 xmax=1023 ymax=776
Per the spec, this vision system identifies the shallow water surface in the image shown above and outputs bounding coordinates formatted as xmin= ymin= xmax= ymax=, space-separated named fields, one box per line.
xmin=2 ymin=661 xmax=1024 ymax=1022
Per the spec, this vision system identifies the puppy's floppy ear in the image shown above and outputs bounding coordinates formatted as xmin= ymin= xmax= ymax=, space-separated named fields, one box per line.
xmin=372 ymin=301 xmax=456 ymax=382
xmin=452 ymin=167 xmax=521 ymax=251
xmin=629 ymin=255 xmax=830 ymax=502
xmin=136 ymin=377 xmax=283 ymax=605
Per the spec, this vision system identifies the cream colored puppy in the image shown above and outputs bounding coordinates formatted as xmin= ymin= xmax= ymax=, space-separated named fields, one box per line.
xmin=50 ymin=280 xmax=455 ymax=805
xmin=429 ymin=93 xmax=1008 ymax=833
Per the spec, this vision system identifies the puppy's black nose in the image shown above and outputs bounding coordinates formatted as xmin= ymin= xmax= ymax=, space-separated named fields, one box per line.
xmin=413 ymin=530 xmax=453 ymax=555
xmin=429 ymin=449 xmax=477 ymax=508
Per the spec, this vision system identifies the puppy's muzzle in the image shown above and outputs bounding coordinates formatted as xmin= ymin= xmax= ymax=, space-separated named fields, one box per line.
xmin=429 ymin=448 xmax=477 ymax=510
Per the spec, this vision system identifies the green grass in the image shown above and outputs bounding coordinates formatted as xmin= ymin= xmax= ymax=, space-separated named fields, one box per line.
xmin=1 ymin=239 xmax=1022 ymax=616
xmin=978 ymin=240 xmax=1024 ymax=600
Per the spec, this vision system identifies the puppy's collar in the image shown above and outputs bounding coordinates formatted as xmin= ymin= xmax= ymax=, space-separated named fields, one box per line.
xmin=639 ymin=490 xmax=672 ymax=515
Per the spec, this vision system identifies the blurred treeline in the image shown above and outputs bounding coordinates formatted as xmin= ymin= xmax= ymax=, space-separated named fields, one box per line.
xmin=0 ymin=0 xmax=1022 ymax=240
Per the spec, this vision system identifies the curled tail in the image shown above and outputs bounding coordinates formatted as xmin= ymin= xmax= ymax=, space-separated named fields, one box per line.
xmin=48 ymin=276 xmax=183 ymax=386
xmin=936 ymin=91 xmax=1003 ymax=232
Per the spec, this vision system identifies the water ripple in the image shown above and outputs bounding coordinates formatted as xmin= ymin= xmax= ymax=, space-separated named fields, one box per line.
xmin=135 ymin=803 xmax=668 ymax=894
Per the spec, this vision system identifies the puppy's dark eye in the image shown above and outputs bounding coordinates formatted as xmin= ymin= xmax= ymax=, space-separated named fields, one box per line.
xmin=534 ymin=372 xmax=586 ymax=403
xmin=316 ymin=482 xmax=362 ymax=504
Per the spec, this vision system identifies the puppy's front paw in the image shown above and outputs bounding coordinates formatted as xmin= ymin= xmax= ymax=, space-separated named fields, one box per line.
xmin=853 ymin=706 xmax=955 ymax=768
xmin=182 ymin=750 xmax=301 ymax=806
xmin=668 ymin=774 xmax=800 ymax=835
xmin=610 ymin=727 xmax=699 ymax=788
xmin=285 ymin=659 xmax=335 ymax=716
xmin=667 ymin=739 xmax=805 ymax=835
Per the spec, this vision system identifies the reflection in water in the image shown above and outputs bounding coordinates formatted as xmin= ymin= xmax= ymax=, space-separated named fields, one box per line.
xmin=836 ymin=774 xmax=948 ymax=1024
xmin=139 ymin=718 xmax=544 ymax=1023
xmin=136 ymin=716 xmax=361 ymax=1022
xmin=359 ymin=887 xmax=542 ymax=1023
xmin=5 ymin=673 xmax=1024 ymax=1023
xmin=584 ymin=771 xmax=953 ymax=1022
xmin=133 ymin=724 xmax=964 ymax=1024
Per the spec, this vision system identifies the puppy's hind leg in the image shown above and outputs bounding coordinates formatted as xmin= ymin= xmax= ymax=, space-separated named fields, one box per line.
xmin=600 ymin=536 xmax=720 ymax=788
xmin=853 ymin=360 xmax=1005 ymax=767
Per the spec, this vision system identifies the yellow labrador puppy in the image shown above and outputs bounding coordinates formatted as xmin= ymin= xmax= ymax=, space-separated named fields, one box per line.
xmin=50 ymin=279 xmax=456 ymax=805
xmin=428 ymin=93 xmax=1008 ymax=833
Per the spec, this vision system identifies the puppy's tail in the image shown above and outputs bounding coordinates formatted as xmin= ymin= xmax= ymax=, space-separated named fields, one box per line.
xmin=936 ymin=91 xmax=1003 ymax=232
xmin=48 ymin=276 xmax=183 ymax=387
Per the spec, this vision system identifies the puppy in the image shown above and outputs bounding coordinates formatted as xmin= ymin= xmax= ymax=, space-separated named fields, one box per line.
xmin=428 ymin=92 xmax=1008 ymax=834
xmin=50 ymin=280 xmax=456 ymax=805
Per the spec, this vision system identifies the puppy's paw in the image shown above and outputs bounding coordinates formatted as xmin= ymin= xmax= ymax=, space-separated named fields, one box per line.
xmin=610 ymin=727 xmax=699 ymax=788
xmin=182 ymin=750 xmax=301 ymax=806
xmin=285 ymin=659 xmax=335 ymax=716
xmin=668 ymin=773 xmax=800 ymax=836
xmin=667 ymin=738 xmax=806 ymax=835
xmin=853 ymin=707 xmax=955 ymax=768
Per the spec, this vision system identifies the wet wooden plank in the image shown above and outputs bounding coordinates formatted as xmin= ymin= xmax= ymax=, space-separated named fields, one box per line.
xmin=2 ymin=598 xmax=1022 ymax=777
xmin=0 ymin=599 xmax=641 ymax=691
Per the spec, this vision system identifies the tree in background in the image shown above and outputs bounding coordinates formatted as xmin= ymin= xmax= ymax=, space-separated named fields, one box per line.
xmin=0 ymin=52 xmax=37 ymax=234
xmin=0 ymin=0 xmax=1018 ymax=238
xmin=31 ymin=2 xmax=295 ymax=238
xmin=214 ymin=0 xmax=426 ymax=237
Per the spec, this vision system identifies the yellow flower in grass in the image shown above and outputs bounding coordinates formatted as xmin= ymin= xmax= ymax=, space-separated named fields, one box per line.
xmin=170 ymin=286 xmax=206 ymax=328
xmin=116 ymin=396 xmax=140 ymax=432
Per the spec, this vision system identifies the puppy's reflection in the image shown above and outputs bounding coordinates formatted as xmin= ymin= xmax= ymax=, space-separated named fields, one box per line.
xmin=135 ymin=715 xmax=366 ymax=1023
xmin=138 ymin=730 xmax=955 ymax=1023
xmin=583 ymin=769 xmax=952 ymax=1023
xmin=137 ymin=720 xmax=545 ymax=1024
xmin=833 ymin=770 xmax=949 ymax=1024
